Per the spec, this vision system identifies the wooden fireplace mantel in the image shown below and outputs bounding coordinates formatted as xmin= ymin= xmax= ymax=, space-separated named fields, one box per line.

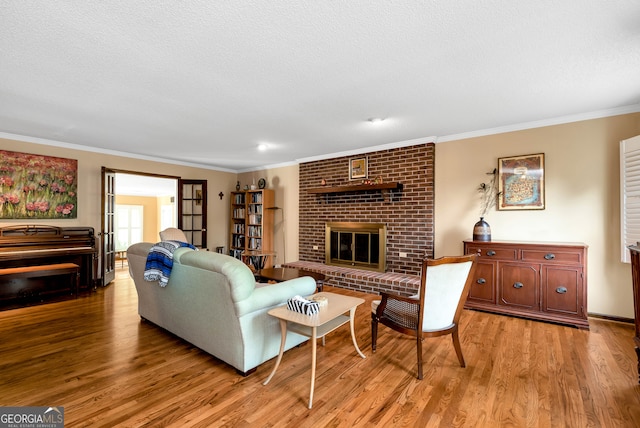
xmin=307 ymin=182 xmax=403 ymax=203
xmin=306 ymin=182 xmax=403 ymax=195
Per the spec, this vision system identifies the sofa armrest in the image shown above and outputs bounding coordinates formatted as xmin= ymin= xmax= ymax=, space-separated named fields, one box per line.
xmin=235 ymin=276 xmax=317 ymax=316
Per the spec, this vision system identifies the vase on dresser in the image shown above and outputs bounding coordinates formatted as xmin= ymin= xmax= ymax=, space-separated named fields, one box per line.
xmin=473 ymin=217 xmax=491 ymax=241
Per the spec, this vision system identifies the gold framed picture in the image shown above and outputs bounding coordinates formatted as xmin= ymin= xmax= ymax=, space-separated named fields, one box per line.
xmin=498 ymin=153 xmax=545 ymax=210
xmin=349 ymin=157 xmax=368 ymax=180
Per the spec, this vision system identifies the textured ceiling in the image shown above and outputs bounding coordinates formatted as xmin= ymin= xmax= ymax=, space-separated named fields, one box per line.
xmin=1 ymin=1 xmax=639 ymax=171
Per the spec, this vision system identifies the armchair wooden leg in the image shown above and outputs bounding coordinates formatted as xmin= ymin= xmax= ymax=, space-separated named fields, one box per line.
xmin=451 ymin=326 xmax=466 ymax=368
xmin=371 ymin=314 xmax=378 ymax=353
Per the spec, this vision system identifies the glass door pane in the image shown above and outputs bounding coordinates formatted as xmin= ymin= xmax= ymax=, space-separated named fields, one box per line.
xmin=179 ymin=179 xmax=207 ymax=249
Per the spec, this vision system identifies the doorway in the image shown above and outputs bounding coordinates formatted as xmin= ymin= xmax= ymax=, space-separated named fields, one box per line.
xmin=116 ymin=173 xmax=178 ymax=246
xmin=101 ymin=170 xmax=208 ymax=285
xmin=101 ymin=169 xmax=179 ymax=286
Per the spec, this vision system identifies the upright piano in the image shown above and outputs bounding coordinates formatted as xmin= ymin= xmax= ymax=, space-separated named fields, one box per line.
xmin=0 ymin=225 xmax=97 ymax=306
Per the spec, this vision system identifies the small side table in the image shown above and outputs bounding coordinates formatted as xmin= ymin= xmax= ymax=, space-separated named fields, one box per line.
xmin=263 ymin=292 xmax=365 ymax=409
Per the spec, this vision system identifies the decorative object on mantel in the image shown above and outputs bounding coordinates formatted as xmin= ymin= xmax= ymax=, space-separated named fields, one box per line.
xmin=497 ymin=153 xmax=545 ymax=210
xmin=258 ymin=178 xmax=266 ymax=189
xmin=236 ymin=181 xmax=240 ymax=191
xmin=473 ymin=168 xmax=499 ymax=241
xmin=362 ymin=177 xmax=383 ymax=185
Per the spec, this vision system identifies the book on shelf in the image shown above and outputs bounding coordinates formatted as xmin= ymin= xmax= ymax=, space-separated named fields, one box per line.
xmin=248 ymin=214 xmax=262 ymax=224
xmin=248 ymin=226 xmax=262 ymax=237
xmin=248 ymin=204 xmax=262 ymax=214
xmin=229 ymin=249 xmax=243 ymax=260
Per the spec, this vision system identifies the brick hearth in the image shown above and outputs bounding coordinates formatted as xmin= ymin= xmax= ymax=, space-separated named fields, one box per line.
xmin=283 ymin=261 xmax=420 ymax=297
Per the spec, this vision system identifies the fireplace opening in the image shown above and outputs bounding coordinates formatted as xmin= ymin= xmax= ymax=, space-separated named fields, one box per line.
xmin=325 ymin=222 xmax=386 ymax=272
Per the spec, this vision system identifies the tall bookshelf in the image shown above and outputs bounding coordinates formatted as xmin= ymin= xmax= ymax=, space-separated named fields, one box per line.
xmin=229 ymin=189 xmax=275 ymax=269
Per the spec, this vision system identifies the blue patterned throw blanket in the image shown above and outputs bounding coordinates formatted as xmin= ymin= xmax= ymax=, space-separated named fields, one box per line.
xmin=144 ymin=240 xmax=197 ymax=287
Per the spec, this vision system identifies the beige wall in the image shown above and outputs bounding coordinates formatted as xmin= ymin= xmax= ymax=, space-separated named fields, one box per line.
xmin=0 ymin=137 xmax=237 ymax=251
xmin=115 ymin=195 xmax=160 ymax=243
xmin=238 ymin=164 xmax=300 ymax=266
xmin=435 ymin=113 xmax=640 ymax=318
xmin=158 ymin=195 xmax=176 ymax=233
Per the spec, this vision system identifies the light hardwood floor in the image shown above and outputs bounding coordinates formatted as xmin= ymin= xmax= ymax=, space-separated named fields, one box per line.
xmin=1 ymin=267 xmax=639 ymax=427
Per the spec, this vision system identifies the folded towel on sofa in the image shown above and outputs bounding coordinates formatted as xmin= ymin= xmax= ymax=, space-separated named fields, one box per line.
xmin=144 ymin=240 xmax=197 ymax=287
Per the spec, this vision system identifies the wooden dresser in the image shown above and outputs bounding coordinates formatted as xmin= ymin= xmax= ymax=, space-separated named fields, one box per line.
xmin=463 ymin=240 xmax=588 ymax=329
xmin=627 ymin=244 xmax=640 ymax=383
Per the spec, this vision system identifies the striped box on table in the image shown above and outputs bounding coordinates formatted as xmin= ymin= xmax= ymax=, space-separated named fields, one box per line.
xmin=287 ymin=295 xmax=319 ymax=315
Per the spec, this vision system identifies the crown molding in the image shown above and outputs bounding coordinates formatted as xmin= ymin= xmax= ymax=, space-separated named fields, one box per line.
xmin=295 ymin=136 xmax=437 ymax=165
xmin=0 ymin=131 xmax=236 ymax=173
xmin=436 ymin=104 xmax=640 ymax=143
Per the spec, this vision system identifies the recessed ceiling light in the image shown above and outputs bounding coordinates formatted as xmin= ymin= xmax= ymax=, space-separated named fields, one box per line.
xmin=367 ymin=117 xmax=385 ymax=124
xmin=257 ymin=143 xmax=268 ymax=151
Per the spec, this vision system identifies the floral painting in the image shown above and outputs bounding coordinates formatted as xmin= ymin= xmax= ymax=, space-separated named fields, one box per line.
xmin=0 ymin=150 xmax=78 ymax=219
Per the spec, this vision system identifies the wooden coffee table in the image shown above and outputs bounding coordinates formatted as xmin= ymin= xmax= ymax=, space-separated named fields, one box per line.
xmin=263 ymin=292 xmax=365 ymax=409
xmin=258 ymin=267 xmax=326 ymax=292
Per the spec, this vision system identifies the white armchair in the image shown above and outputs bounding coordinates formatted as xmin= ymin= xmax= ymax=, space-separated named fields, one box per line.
xmin=371 ymin=254 xmax=478 ymax=379
xmin=159 ymin=227 xmax=188 ymax=242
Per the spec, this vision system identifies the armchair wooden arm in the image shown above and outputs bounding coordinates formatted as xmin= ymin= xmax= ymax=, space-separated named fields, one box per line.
xmin=375 ymin=292 xmax=421 ymax=334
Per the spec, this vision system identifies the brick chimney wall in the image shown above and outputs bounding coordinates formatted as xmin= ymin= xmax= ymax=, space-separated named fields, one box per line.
xmin=298 ymin=143 xmax=435 ymax=276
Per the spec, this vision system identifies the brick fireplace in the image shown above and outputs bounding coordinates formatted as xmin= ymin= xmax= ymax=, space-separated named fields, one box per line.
xmin=290 ymin=142 xmax=435 ymax=296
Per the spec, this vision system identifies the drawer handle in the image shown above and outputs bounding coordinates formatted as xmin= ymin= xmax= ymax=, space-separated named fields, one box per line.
xmin=476 ymin=278 xmax=486 ymax=285
xmin=486 ymin=250 xmax=496 ymax=256
xmin=556 ymin=287 xmax=567 ymax=294
xmin=513 ymin=282 xmax=524 ymax=289
xmin=544 ymin=253 xmax=555 ymax=260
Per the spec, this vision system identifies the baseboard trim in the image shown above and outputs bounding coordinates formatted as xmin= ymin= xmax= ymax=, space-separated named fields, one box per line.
xmin=588 ymin=312 xmax=634 ymax=324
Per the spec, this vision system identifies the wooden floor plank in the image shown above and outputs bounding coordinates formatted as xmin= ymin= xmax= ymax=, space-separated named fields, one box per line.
xmin=1 ymin=268 xmax=640 ymax=427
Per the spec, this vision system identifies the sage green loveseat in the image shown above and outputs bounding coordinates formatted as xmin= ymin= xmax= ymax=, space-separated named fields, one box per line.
xmin=127 ymin=242 xmax=316 ymax=375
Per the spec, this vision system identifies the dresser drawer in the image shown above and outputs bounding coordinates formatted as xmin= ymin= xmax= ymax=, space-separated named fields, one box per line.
xmin=521 ymin=249 xmax=583 ymax=265
xmin=466 ymin=245 xmax=517 ymax=261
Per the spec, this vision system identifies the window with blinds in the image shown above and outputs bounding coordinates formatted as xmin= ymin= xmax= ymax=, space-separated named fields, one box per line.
xmin=621 ymin=135 xmax=640 ymax=263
